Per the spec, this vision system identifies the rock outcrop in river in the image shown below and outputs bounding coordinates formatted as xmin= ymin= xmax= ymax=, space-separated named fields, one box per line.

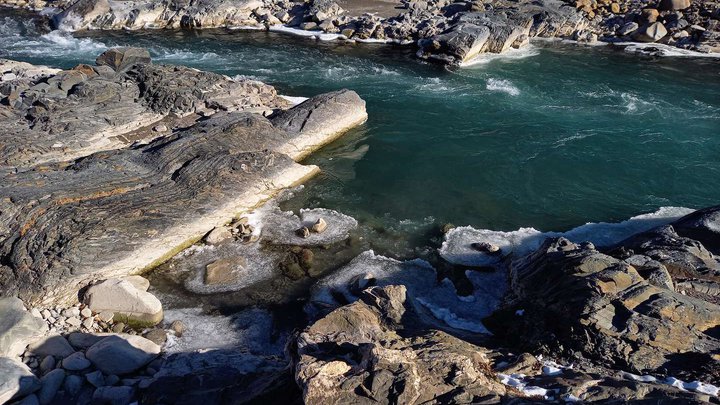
xmin=294 ymin=207 xmax=720 ymax=402
xmin=0 ymin=48 xmax=367 ymax=306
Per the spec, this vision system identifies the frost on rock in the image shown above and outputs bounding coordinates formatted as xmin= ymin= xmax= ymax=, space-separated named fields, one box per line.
xmin=181 ymin=243 xmax=283 ymax=294
xmin=440 ymin=206 xmax=694 ymax=266
xmin=259 ymin=206 xmax=358 ymax=246
xmin=309 ymin=250 xmax=506 ymax=334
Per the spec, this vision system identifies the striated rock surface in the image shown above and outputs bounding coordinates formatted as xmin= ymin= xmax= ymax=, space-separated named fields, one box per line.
xmin=0 ymin=53 xmax=367 ymax=306
xmin=486 ymin=212 xmax=720 ymax=382
xmin=0 ymin=48 xmax=288 ymax=169
xmin=295 ymin=285 xmax=509 ymax=403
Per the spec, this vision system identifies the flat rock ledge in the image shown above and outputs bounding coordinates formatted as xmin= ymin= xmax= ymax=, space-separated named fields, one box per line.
xmin=0 ymin=48 xmax=367 ymax=306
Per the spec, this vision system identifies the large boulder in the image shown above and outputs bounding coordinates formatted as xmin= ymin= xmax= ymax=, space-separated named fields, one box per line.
xmin=95 ymin=47 xmax=152 ymax=72
xmin=672 ymin=205 xmax=720 ymax=255
xmin=271 ymin=89 xmax=368 ymax=160
xmin=0 ymin=297 xmax=46 ymax=358
xmin=487 ymin=236 xmax=720 ymax=381
xmin=634 ymin=22 xmax=668 ymax=42
xmin=295 ymin=285 xmax=508 ymax=403
xmin=85 ymin=335 xmax=160 ymax=375
xmin=0 ymin=357 xmax=41 ymax=403
xmin=84 ymin=278 xmax=163 ymax=327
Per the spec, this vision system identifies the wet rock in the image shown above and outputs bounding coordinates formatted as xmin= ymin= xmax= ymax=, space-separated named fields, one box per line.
xmin=86 ymin=335 xmax=160 ymax=375
xmin=295 ymin=285 xmax=508 ymax=403
xmin=471 ymin=241 xmax=501 ymax=254
xmin=204 ymin=257 xmax=247 ymax=285
xmin=673 ymin=205 xmax=720 ymax=255
xmin=143 ymin=329 xmax=167 ymax=346
xmin=84 ymin=279 xmax=163 ymax=327
xmin=95 ymin=47 xmax=151 ymax=72
xmin=0 ymin=357 xmax=41 ymax=403
xmin=169 ymin=320 xmax=185 ymax=337
xmin=0 ymin=297 xmax=47 ymax=358
xmin=27 ymin=335 xmax=75 ymax=358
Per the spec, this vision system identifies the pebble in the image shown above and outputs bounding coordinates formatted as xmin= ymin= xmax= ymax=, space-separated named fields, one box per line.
xmin=169 ymin=320 xmax=185 ymax=337
xmin=31 ymin=308 xmax=42 ymax=318
xmin=81 ymin=307 xmax=93 ymax=318
xmin=86 ymin=370 xmax=106 ymax=388
xmin=66 ymin=317 xmax=82 ymax=327
xmin=82 ymin=317 xmax=94 ymax=329
xmin=297 ymin=226 xmax=311 ymax=238
xmin=112 ymin=322 xmax=125 ymax=333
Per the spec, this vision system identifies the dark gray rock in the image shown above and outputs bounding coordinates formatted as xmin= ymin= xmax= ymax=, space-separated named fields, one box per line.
xmin=92 ymin=386 xmax=135 ymax=405
xmin=37 ymin=368 xmax=65 ymax=405
xmin=27 ymin=335 xmax=75 ymax=358
xmin=673 ymin=205 xmax=720 ymax=255
xmin=85 ymin=335 xmax=160 ymax=375
xmin=61 ymin=352 xmax=91 ymax=371
xmin=95 ymin=47 xmax=151 ymax=72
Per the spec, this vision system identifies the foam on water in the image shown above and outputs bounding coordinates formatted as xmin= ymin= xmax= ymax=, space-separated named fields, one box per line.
xmin=486 ymin=78 xmax=520 ymax=96
xmin=0 ymin=16 xmax=108 ymax=60
xmin=440 ymin=206 xmax=694 ymax=266
xmin=461 ymin=45 xmax=540 ymax=67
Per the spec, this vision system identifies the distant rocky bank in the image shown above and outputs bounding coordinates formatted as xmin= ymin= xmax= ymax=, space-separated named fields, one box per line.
xmin=1 ymin=0 xmax=719 ymax=64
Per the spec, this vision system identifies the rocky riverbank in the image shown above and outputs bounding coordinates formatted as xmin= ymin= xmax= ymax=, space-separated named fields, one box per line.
xmin=1 ymin=0 xmax=719 ymax=64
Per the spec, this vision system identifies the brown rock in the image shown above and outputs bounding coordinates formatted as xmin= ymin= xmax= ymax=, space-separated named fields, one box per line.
xmin=204 ymin=257 xmax=247 ymax=285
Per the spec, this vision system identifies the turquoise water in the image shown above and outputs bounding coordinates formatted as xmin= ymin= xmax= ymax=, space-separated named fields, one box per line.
xmin=3 ymin=13 xmax=720 ymax=238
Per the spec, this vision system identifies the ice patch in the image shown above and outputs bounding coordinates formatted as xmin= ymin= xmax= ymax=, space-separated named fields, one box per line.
xmin=440 ymin=206 xmax=694 ymax=266
xmin=259 ymin=206 xmax=358 ymax=246
xmin=486 ymin=78 xmax=520 ymax=96
xmin=269 ymin=25 xmax=343 ymax=41
xmin=624 ymin=372 xmax=719 ymax=396
xmin=618 ymin=42 xmax=720 ymax=59
xmin=498 ymin=373 xmax=550 ymax=398
xmin=280 ymin=95 xmax=309 ymax=105
xmin=309 ymin=251 xmax=505 ymax=333
xmin=163 ymin=307 xmax=284 ymax=355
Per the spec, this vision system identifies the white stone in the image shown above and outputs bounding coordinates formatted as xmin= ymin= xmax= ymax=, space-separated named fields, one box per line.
xmin=84 ymin=279 xmax=163 ymax=326
xmin=0 ymin=297 xmax=47 ymax=358
xmin=0 ymin=357 xmax=40 ymax=403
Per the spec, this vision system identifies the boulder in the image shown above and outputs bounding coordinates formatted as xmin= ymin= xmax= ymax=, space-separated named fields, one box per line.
xmin=295 ymin=285 xmax=508 ymax=403
xmin=672 ymin=205 xmax=720 ymax=255
xmin=37 ymin=369 xmax=65 ymax=405
xmin=95 ymin=47 xmax=151 ymax=72
xmin=0 ymin=297 xmax=47 ymax=358
xmin=27 ymin=335 xmax=75 ymax=358
xmin=618 ymin=21 xmax=639 ymax=36
xmin=634 ymin=22 xmax=667 ymax=42
xmin=85 ymin=335 xmax=160 ymax=375
xmin=659 ymin=0 xmax=690 ymax=11
xmin=487 ymin=237 xmax=720 ymax=381
xmin=271 ymin=89 xmax=368 ymax=160
xmin=204 ymin=257 xmax=247 ymax=285
xmin=61 ymin=352 xmax=91 ymax=371
xmin=84 ymin=278 xmax=163 ymax=327
xmin=0 ymin=357 xmax=41 ymax=403
xmin=67 ymin=332 xmax=113 ymax=350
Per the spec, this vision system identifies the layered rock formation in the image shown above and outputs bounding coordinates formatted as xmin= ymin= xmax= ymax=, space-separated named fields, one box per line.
xmin=0 ymin=49 xmax=367 ymax=306
xmin=485 ymin=207 xmax=720 ymax=385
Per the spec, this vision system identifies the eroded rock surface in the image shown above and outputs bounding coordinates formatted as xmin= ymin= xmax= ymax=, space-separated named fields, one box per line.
xmin=487 ymin=212 xmax=720 ymax=383
xmin=0 ymin=53 xmax=367 ymax=306
xmin=295 ymin=285 xmax=509 ymax=403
